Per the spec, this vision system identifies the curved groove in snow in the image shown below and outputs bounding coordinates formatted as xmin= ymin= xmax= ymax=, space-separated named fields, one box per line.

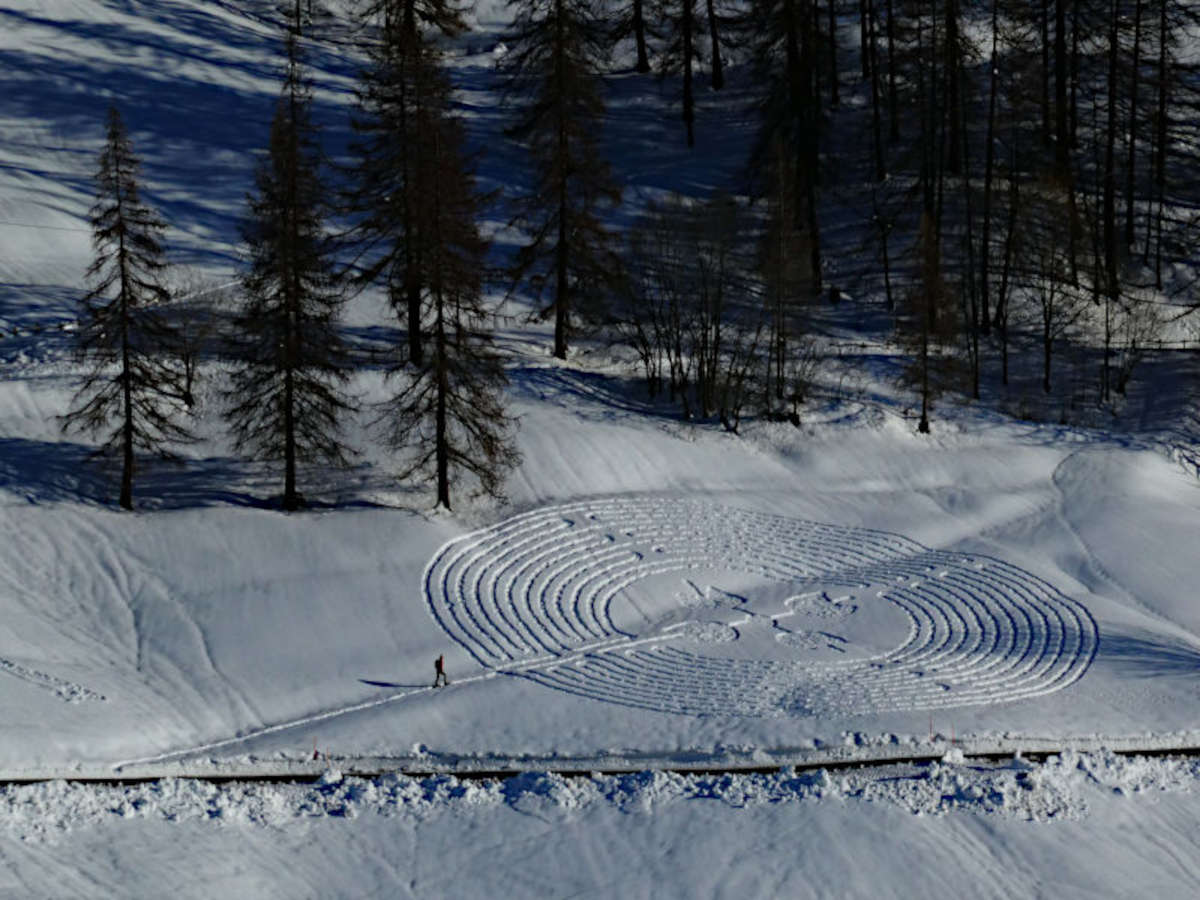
xmin=425 ymin=498 xmax=1098 ymax=717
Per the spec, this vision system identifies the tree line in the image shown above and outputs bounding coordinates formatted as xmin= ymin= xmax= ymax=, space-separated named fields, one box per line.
xmin=61 ymin=0 xmax=1200 ymax=509
xmin=64 ymin=4 xmax=517 ymax=512
xmin=850 ymin=0 xmax=1200 ymax=430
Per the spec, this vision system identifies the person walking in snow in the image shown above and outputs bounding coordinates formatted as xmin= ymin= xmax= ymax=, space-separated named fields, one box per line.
xmin=433 ymin=654 xmax=448 ymax=688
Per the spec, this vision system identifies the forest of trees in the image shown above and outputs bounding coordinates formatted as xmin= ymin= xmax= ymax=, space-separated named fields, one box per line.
xmin=64 ymin=0 xmax=1199 ymax=509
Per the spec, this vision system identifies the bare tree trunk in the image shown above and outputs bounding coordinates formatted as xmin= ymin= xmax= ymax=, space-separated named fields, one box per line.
xmin=554 ymin=181 xmax=569 ymax=358
xmin=1055 ymin=0 xmax=1068 ymax=169
xmin=399 ymin=37 xmax=423 ymax=368
xmin=283 ymin=86 xmax=301 ymax=513
xmin=801 ymin=2 xmax=822 ymax=291
xmin=432 ymin=119 xmax=450 ymax=510
xmin=634 ymin=0 xmax=651 ymax=72
xmin=406 ymin=276 xmax=422 ymax=366
xmin=812 ymin=0 xmax=823 ymax=107
xmin=859 ymin=0 xmax=869 ymax=78
xmin=1103 ymin=274 xmax=1113 ymax=403
xmin=919 ymin=328 xmax=930 ymax=432
xmin=886 ymin=0 xmax=898 ymax=140
xmin=996 ymin=139 xmax=1019 ymax=386
xmin=434 ymin=288 xmax=450 ymax=509
xmin=881 ymin=228 xmax=893 ymax=309
xmin=1102 ymin=0 xmax=1119 ymax=402
xmin=961 ymin=95 xmax=979 ymax=399
xmin=1153 ymin=0 xmax=1167 ymax=288
xmin=868 ymin=0 xmax=884 ymax=180
xmin=554 ymin=0 xmax=570 ymax=358
xmin=1042 ymin=301 xmax=1053 ymax=393
xmin=980 ymin=0 xmax=998 ymax=336
xmin=1055 ymin=0 xmax=1078 ymax=284
xmin=828 ymin=0 xmax=838 ymax=104
xmin=945 ymin=0 xmax=961 ymax=175
xmin=1143 ymin=103 xmax=1154 ymax=264
xmin=917 ymin=14 xmax=932 ymax=218
xmin=932 ymin=0 xmax=947 ymax=254
xmin=120 ymin=294 xmax=134 ymax=511
xmin=1070 ymin=0 xmax=1079 ymax=148
xmin=767 ymin=155 xmax=788 ymax=409
xmin=1041 ymin=0 xmax=1051 ymax=145
xmin=707 ymin=0 xmax=725 ymax=89
xmin=1125 ymin=0 xmax=1143 ymax=247
xmin=683 ymin=0 xmax=696 ymax=146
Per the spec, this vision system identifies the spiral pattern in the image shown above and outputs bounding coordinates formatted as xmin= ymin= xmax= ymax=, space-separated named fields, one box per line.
xmin=424 ymin=498 xmax=1097 ymax=717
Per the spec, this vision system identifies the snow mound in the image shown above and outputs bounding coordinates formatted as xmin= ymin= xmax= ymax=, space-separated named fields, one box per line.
xmin=5 ymin=752 xmax=1195 ymax=844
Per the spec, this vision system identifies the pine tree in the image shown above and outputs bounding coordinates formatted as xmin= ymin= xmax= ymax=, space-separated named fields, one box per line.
xmin=226 ymin=25 xmax=354 ymax=511
xmin=503 ymin=0 xmax=623 ymax=360
xmin=345 ymin=15 xmax=426 ymax=366
xmin=611 ymin=0 xmax=654 ymax=73
xmin=62 ymin=106 xmax=191 ymax=511
xmin=655 ymin=0 xmax=730 ymax=140
xmin=898 ymin=213 xmax=959 ymax=434
xmin=705 ymin=0 xmax=725 ymax=90
xmin=378 ymin=41 xmax=519 ymax=509
xmin=658 ymin=0 xmax=702 ymax=146
xmin=760 ymin=139 xmax=813 ymax=416
xmin=744 ymin=0 xmax=823 ymax=291
xmin=359 ymin=0 xmax=466 ymax=38
xmin=1022 ymin=177 xmax=1090 ymax=396
xmin=344 ymin=0 xmax=468 ymax=370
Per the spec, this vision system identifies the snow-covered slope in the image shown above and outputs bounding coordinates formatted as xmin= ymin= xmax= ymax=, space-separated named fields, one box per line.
xmin=3 ymin=0 xmax=1200 ymax=896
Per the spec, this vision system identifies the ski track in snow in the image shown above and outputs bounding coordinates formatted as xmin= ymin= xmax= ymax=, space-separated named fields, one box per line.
xmin=0 ymin=657 xmax=104 ymax=704
xmin=426 ymin=497 xmax=1099 ymax=718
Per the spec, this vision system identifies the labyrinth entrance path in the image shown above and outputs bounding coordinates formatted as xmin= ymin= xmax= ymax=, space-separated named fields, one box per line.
xmin=425 ymin=497 xmax=1099 ymax=719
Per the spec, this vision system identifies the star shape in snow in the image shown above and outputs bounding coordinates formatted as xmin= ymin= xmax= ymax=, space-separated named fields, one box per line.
xmin=782 ymin=591 xmax=859 ymax=621
xmin=674 ymin=579 xmax=749 ymax=611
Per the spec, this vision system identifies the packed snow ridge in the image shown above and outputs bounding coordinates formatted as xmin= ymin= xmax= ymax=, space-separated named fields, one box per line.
xmin=7 ymin=751 xmax=1196 ymax=845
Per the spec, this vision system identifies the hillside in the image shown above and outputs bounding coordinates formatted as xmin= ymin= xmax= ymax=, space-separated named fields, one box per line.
xmin=2 ymin=0 xmax=1200 ymax=896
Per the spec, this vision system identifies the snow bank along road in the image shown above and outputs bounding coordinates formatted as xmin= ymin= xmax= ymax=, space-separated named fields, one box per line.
xmin=11 ymin=749 xmax=1200 ymax=844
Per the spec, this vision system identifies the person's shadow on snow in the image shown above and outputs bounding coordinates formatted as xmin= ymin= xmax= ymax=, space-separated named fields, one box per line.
xmin=358 ymin=679 xmax=429 ymax=690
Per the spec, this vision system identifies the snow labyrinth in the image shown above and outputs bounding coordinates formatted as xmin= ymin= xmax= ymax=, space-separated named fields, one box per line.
xmin=425 ymin=498 xmax=1098 ymax=718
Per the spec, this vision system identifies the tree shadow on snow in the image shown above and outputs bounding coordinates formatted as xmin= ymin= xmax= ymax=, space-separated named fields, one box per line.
xmin=0 ymin=436 xmax=262 ymax=508
xmin=358 ymin=679 xmax=428 ymax=690
xmin=508 ymin=365 xmax=684 ymax=422
xmin=0 ymin=436 xmax=390 ymax=511
xmin=0 ymin=4 xmax=356 ymax=280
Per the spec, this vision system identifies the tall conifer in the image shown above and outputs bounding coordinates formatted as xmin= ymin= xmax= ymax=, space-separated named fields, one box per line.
xmin=345 ymin=14 xmax=427 ymax=365
xmin=503 ymin=0 xmax=622 ymax=360
xmin=63 ymin=106 xmax=191 ymax=511
xmin=378 ymin=40 xmax=519 ymax=509
xmin=226 ymin=23 xmax=354 ymax=511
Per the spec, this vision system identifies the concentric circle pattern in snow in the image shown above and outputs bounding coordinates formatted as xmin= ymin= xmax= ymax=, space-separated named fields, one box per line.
xmin=424 ymin=498 xmax=1097 ymax=717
